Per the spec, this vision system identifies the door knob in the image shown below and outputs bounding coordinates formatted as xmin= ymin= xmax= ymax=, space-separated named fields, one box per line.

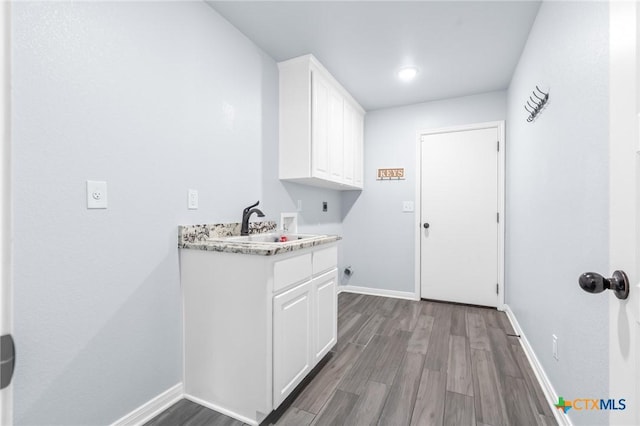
xmin=423 ymin=223 xmax=430 ymax=229
xmin=578 ymin=270 xmax=629 ymax=300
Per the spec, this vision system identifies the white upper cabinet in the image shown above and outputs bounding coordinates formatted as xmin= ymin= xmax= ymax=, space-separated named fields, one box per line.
xmin=279 ymin=54 xmax=365 ymax=190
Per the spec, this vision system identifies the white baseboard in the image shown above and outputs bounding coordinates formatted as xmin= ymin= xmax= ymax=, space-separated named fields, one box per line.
xmin=183 ymin=393 xmax=259 ymax=426
xmin=338 ymin=285 xmax=418 ymax=301
xmin=502 ymin=305 xmax=572 ymax=426
xmin=111 ymin=383 xmax=183 ymax=426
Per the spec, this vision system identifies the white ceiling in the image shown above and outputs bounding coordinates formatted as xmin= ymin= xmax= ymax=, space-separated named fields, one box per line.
xmin=208 ymin=1 xmax=541 ymax=111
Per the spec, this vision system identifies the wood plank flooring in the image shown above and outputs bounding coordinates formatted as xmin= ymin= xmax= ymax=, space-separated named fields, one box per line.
xmin=145 ymin=293 xmax=557 ymax=426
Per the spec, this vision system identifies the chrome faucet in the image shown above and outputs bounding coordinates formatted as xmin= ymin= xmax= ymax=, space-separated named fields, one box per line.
xmin=241 ymin=201 xmax=265 ymax=236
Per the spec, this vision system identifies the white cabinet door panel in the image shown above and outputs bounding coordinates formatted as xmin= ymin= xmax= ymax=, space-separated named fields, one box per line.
xmin=328 ymin=89 xmax=344 ymax=182
xmin=273 ymin=281 xmax=312 ymax=406
xmin=343 ymin=102 xmax=355 ymax=185
xmin=354 ymin=111 xmax=364 ymax=188
xmin=312 ymin=71 xmax=331 ymax=179
xmin=313 ymin=269 xmax=337 ymax=362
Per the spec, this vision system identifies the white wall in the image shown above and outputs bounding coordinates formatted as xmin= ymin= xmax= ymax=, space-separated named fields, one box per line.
xmin=8 ymin=2 xmax=341 ymax=424
xmin=505 ymin=2 xmax=609 ymax=425
xmin=341 ymin=91 xmax=506 ymax=294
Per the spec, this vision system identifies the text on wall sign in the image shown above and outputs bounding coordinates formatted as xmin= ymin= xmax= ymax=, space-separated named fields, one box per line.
xmin=377 ymin=168 xmax=405 ymax=180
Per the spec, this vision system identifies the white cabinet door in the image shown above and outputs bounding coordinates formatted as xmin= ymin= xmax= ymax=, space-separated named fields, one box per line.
xmin=312 ymin=269 xmax=337 ymax=363
xmin=328 ymin=89 xmax=344 ymax=182
xmin=343 ymin=102 xmax=355 ymax=185
xmin=312 ymin=71 xmax=331 ymax=180
xmin=354 ymin=110 xmax=364 ymax=188
xmin=273 ymin=281 xmax=312 ymax=406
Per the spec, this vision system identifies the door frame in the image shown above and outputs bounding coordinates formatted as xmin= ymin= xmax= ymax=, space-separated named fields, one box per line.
xmin=0 ymin=1 xmax=12 ymax=425
xmin=414 ymin=121 xmax=505 ymax=308
xmin=608 ymin=2 xmax=638 ymax=425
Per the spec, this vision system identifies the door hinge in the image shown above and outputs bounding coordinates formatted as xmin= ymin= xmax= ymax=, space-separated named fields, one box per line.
xmin=497 ymin=140 xmax=500 ymax=151
xmin=497 ymin=212 xmax=500 ymax=223
xmin=496 ymin=283 xmax=499 ymax=294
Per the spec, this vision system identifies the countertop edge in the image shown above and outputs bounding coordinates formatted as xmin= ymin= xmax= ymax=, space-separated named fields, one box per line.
xmin=179 ymin=235 xmax=341 ymax=256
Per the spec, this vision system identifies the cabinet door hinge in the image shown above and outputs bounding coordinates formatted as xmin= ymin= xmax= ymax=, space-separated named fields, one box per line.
xmin=496 ymin=284 xmax=499 ymax=295
xmin=497 ymin=140 xmax=500 ymax=152
xmin=497 ymin=212 xmax=500 ymax=223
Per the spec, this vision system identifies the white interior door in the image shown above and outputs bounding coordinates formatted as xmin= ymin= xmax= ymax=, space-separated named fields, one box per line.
xmin=420 ymin=125 xmax=501 ymax=307
xmin=609 ymin=2 xmax=639 ymax=425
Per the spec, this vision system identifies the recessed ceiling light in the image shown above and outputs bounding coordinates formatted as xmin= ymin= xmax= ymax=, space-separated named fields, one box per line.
xmin=398 ymin=67 xmax=418 ymax=82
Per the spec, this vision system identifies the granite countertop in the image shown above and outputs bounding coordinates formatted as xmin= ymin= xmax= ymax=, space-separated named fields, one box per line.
xmin=178 ymin=222 xmax=341 ymax=256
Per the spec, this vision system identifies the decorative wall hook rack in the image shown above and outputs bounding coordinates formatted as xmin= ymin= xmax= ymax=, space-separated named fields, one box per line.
xmin=524 ymin=85 xmax=549 ymax=122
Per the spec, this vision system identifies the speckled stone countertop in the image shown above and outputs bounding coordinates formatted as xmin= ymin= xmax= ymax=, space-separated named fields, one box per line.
xmin=178 ymin=222 xmax=341 ymax=256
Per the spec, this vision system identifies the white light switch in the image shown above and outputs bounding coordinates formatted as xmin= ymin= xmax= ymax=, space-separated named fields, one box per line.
xmin=402 ymin=201 xmax=414 ymax=212
xmin=188 ymin=189 xmax=198 ymax=210
xmin=87 ymin=180 xmax=108 ymax=209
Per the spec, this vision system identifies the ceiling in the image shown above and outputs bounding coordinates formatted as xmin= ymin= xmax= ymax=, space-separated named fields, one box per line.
xmin=208 ymin=1 xmax=541 ymax=111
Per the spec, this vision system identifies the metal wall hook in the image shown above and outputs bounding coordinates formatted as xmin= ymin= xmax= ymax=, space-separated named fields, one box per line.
xmin=535 ymin=85 xmax=549 ymax=96
xmin=529 ymin=97 xmax=543 ymax=111
xmin=532 ymin=91 xmax=545 ymax=102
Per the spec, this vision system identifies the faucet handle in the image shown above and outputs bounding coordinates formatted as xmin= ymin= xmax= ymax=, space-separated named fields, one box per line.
xmin=243 ymin=200 xmax=260 ymax=214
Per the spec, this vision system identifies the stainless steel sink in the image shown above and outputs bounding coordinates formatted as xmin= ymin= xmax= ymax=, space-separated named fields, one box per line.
xmin=210 ymin=233 xmax=325 ymax=244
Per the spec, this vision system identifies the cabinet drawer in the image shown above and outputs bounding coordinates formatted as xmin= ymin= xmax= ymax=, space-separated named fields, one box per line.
xmin=313 ymin=246 xmax=337 ymax=275
xmin=274 ymin=253 xmax=312 ymax=292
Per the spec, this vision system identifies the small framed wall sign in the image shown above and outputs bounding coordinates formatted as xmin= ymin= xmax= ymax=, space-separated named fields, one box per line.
xmin=377 ymin=168 xmax=405 ymax=180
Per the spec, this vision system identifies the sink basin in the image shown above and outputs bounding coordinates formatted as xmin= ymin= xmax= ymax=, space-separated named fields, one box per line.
xmin=211 ymin=233 xmax=324 ymax=244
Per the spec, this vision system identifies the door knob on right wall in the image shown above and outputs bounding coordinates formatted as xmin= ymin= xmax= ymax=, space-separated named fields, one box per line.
xmin=578 ymin=270 xmax=629 ymax=300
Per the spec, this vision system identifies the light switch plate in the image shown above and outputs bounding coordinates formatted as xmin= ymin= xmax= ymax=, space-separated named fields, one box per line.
xmin=402 ymin=201 xmax=414 ymax=212
xmin=87 ymin=180 xmax=108 ymax=209
xmin=188 ymin=189 xmax=198 ymax=210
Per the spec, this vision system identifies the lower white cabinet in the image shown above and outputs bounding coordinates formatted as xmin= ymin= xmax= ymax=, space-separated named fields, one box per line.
xmin=181 ymin=243 xmax=338 ymax=426
xmin=272 ymin=268 xmax=338 ymax=406
xmin=273 ymin=281 xmax=312 ymax=406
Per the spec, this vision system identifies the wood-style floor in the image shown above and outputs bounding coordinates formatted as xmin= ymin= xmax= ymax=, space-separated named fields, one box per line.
xmin=146 ymin=293 xmax=558 ymax=426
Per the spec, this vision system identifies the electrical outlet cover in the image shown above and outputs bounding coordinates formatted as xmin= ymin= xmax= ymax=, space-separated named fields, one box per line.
xmin=87 ymin=180 xmax=108 ymax=209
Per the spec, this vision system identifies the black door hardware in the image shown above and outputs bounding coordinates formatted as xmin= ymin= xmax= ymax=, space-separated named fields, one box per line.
xmin=579 ymin=270 xmax=629 ymax=300
xmin=423 ymin=223 xmax=430 ymax=229
xmin=1 ymin=334 xmax=15 ymax=389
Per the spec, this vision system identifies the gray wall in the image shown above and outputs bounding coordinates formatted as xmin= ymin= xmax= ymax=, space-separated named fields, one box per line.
xmin=505 ymin=2 xmax=609 ymax=425
xmin=341 ymin=91 xmax=506 ymax=294
xmin=11 ymin=2 xmax=340 ymax=424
